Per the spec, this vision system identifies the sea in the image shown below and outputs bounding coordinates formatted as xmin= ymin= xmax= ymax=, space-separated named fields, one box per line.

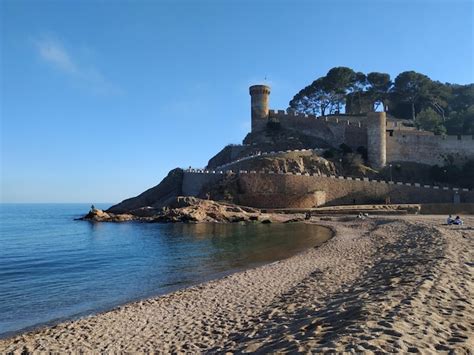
xmin=0 ymin=203 xmax=331 ymax=338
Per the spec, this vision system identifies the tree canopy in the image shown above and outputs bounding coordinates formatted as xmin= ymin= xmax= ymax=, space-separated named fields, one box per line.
xmin=289 ymin=67 xmax=473 ymax=135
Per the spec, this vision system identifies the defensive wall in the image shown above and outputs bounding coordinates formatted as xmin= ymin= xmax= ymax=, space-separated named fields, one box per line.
xmin=181 ymin=170 xmax=474 ymax=209
xmin=206 ymin=144 xmax=251 ymax=169
xmin=268 ymin=110 xmax=368 ymax=149
xmin=268 ymin=109 xmax=474 ymax=167
xmin=249 ymin=84 xmax=474 ymax=169
xmin=182 ymin=171 xmax=224 ymax=196
xmin=386 ymin=131 xmax=474 ymax=166
xmin=212 ymin=148 xmax=325 ymax=172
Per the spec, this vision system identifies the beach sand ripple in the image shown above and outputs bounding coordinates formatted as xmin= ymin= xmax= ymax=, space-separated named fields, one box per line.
xmin=1 ymin=216 xmax=472 ymax=353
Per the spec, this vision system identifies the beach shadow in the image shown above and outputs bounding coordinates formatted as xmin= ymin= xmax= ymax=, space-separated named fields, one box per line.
xmin=217 ymin=223 xmax=446 ymax=353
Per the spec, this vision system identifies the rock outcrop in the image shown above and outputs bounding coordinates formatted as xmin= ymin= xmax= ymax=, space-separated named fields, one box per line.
xmin=80 ymin=208 xmax=135 ymax=222
xmin=82 ymin=197 xmax=268 ymax=224
xmin=223 ymin=151 xmax=337 ymax=175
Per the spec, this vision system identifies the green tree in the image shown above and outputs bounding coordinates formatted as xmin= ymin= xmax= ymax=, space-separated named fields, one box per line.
xmin=366 ymin=72 xmax=392 ymax=111
xmin=415 ymin=108 xmax=446 ymax=135
xmin=392 ymin=71 xmax=433 ymax=121
xmin=419 ymin=81 xmax=451 ymax=120
xmin=443 ymin=84 xmax=474 ymax=134
xmin=445 ymin=105 xmax=474 ymax=135
xmin=447 ymin=84 xmax=474 ymax=114
xmin=324 ymin=67 xmax=358 ymax=112
xmin=289 ymin=78 xmax=332 ymax=116
xmin=347 ymin=72 xmax=369 ymax=113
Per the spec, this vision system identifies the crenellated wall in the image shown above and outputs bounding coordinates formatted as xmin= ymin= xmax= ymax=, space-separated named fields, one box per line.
xmin=245 ymin=85 xmax=474 ymax=169
xmin=237 ymin=173 xmax=474 ymax=207
xmin=182 ymin=171 xmax=224 ymax=196
xmin=267 ymin=109 xmax=474 ymax=167
xmin=268 ymin=110 xmax=368 ymax=149
xmin=386 ymin=131 xmax=474 ymax=165
xmin=181 ymin=170 xmax=474 ymax=208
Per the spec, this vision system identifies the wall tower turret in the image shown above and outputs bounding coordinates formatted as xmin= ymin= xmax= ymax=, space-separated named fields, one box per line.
xmin=367 ymin=112 xmax=387 ymax=169
xmin=249 ymin=85 xmax=271 ymax=132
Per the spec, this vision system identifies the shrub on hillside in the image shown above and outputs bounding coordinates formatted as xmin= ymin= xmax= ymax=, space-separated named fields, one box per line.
xmin=343 ymin=153 xmax=364 ymax=168
xmin=339 ymin=143 xmax=353 ymax=154
xmin=323 ymin=149 xmax=337 ymax=159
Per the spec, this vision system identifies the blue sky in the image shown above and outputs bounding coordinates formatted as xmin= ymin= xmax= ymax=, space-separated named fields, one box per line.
xmin=1 ymin=0 xmax=473 ymax=203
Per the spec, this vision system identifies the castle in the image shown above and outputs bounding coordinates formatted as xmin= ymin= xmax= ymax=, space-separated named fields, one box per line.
xmin=249 ymin=84 xmax=474 ymax=168
xmin=108 ymin=84 xmax=474 ymax=213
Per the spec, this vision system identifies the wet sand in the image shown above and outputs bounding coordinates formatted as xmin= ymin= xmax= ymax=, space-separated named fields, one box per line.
xmin=1 ymin=215 xmax=473 ymax=353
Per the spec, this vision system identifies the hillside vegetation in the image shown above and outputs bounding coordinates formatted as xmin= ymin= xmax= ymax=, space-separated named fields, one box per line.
xmin=289 ymin=67 xmax=473 ymax=135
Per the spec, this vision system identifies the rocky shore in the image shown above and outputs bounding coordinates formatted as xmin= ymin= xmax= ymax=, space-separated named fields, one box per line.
xmin=1 ymin=215 xmax=472 ymax=353
xmin=80 ymin=197 xmax=274 ymax=223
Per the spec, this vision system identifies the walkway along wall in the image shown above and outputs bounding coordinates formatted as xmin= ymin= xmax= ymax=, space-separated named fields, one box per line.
xmin=182 ymin=171 xmax=474 ymax=209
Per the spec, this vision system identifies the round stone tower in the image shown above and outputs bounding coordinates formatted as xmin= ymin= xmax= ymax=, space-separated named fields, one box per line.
xmin=366 ymin=112 xmax=387 ymax=169
xmin=249 ymin=84 xmax=271 ymax=132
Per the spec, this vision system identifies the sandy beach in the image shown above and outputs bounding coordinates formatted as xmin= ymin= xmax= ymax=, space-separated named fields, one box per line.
xmin=1 ymin=215 xmax=472 ymax=353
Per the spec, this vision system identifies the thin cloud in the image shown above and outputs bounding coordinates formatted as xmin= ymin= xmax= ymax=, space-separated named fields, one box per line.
xmin=34 ymin=38 xmax=77 ymax=74
xmin=33 ymin=36 xmax=122 ymax=95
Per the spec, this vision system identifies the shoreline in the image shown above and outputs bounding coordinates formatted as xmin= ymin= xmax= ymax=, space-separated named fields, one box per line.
xmin=0 ymin=219 xmax=333 ymax=342
xmin=1 ymin=215 xmax=472 ymax=352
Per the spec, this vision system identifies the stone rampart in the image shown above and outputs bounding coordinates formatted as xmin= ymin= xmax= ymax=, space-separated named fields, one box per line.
xmin=182 ymin=170 xmax=225 ymax=196
xmin=268 ymin=110 xmax=367 ymax=149
xmin=237 ymin=173 xmax=474 ymax=208
xmin=182 ymin=170 xmax=474 ymax=209
xmin=386 ymin=132 xmax=474 ymax=165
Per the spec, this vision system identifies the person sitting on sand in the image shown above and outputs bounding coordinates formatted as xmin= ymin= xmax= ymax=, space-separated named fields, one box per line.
xmin=447 ymin=214 xmax=454 ymax=225
xmin=453 ymin=216 xmax=464 ymax=225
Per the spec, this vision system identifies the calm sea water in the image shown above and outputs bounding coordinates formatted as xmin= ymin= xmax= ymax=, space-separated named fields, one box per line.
xmin=0 ymin=203 xmax=331 ymax=338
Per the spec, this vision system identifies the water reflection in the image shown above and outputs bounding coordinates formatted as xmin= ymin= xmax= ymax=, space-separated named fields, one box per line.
xmin=164 ymin=222 xmax=332 ymax=271
xmin=0 ymin=204 xmax=332 ymax=337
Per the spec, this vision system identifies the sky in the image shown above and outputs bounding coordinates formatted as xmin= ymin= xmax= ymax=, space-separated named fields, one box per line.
xmin=1 ymin=0 xmax=473 ymax=203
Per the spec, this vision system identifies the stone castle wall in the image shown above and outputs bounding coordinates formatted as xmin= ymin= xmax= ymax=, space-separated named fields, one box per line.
xmin=268 ymin=110 xmax=368 ymax=149
xmin=182 ymin=170 xmax=474 ymax=209
xmin=386 ymin=131 xmax=474 ymax=165
xmin=268 ymin=109 xmax=474 ymax=167
xmin=237 ymin=173 xmax=474 ymax=208
xmin=182 ymin=171 xmax=224 ymax=196
xmin=249 ymin=85 xmax=472 ymax=168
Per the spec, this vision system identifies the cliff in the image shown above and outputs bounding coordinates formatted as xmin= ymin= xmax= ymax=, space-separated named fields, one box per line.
xmin=107 ymin=168 xmax=184 ymax=215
